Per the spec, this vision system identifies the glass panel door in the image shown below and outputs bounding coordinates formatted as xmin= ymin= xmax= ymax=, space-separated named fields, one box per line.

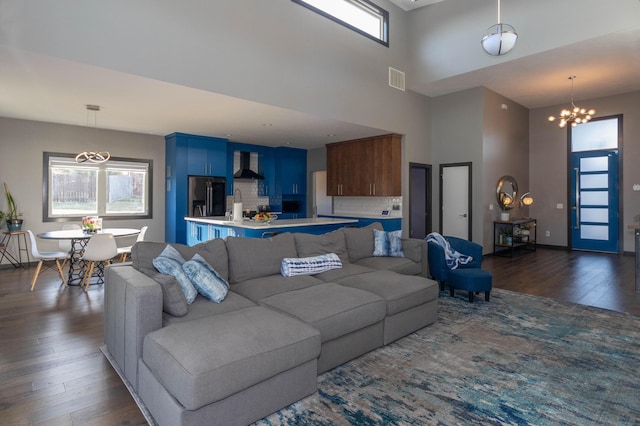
xmin=570 ymin=117 xmax=620 ymax=253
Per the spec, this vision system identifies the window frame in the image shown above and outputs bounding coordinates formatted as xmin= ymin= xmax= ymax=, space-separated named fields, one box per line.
xmin=42 ymin=152 xmax=153 ymax=222
xmin=292 ymin=0 xmax=389 ymax=47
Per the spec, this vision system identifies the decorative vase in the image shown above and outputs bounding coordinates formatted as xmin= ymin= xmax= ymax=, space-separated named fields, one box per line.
xmin=500 ymin=212 xmax=510 ymax=221
xmin=6 ymin=219 xmax=23 ymax=232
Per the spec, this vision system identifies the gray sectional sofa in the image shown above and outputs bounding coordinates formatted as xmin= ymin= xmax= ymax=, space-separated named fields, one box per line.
xmin=104 ymin=223 xmax=439 ymax=426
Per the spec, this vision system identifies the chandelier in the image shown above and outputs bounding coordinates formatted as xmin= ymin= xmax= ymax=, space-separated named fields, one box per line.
xmin=547 ymin=76 xmax=595 ymax=128
xmin=481 ymin=0 xmax=518 ymax=56
xmin=75 ymin=104 xmax=111 ymax=163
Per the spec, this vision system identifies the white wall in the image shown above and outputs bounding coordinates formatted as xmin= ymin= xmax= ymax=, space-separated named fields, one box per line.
xmin=0 ymin=117 xmax=165 ymax=258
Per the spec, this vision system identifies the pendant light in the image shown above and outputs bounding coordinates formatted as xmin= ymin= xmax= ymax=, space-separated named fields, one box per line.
xmin=481 ymin=0 xmax=518 ymax=56
xmin=547 ymin=76 xmax=596 ymax=128
xmin=75 ymin=104 xmax=110 ymax=163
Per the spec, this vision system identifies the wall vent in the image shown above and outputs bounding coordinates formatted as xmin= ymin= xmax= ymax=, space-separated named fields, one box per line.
xmin=389 ymin=67 xmax=406 ymax=91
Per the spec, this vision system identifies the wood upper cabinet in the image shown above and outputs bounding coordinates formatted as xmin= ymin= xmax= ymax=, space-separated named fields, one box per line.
xmin=326 ymin=134 xmax=401 ymax=196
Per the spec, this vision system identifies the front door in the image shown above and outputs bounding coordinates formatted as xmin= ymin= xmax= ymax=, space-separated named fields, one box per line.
xmin=569 ymin=116 xmax=621 ymax=253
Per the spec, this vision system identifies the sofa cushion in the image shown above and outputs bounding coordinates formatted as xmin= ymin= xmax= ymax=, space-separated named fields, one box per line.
xmin=143 ymin=306 xmax=321 ymax=411
xmin=343 ymin=222 xmax=383 ymax=262
xmin=162 ymin=291 xmax=256 ymax=326
xmin=226 ymin=233 xmax=298 ymax=283
xmin=373 ymin=229 xmax=404 ymax=257
xmin=355 ymin=256 xmax=422 ymax=276
xmin=293 ymin=231 xmax=349 ymax=263
xmin=259 ymin=283 xmax=386 ymax=343
xmin=152 ymin=245 xmax=198 ymax=304
xmin=312 ymin=263 xmax=375 ymax=282
xmin=400 ymin=238 xmax=423 ymax=263
xmin=333 ymin=270 xmax=439 ymax=316
xmin=182 ymin=254 xmax=229 ymax=303
xmin=132 ymin=239 xmax=229 ymax=282
xmin=137 ymin=266 xmax=188 ymax=316
xmin=281 ymin=253 xmax=342 ymax=277
xmin=232 ymin=274 xmax=324 ymax=301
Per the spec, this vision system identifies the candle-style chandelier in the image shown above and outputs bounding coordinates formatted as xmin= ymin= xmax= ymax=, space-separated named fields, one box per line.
xmin=547 ymin=76 xmax=595 ymax=128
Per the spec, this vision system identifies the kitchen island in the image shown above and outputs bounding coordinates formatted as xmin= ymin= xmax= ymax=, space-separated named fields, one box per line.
xmin=185 ymin=216 xmax=358 ymax=244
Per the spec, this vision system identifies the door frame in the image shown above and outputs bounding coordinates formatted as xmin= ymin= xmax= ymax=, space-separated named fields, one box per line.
xmin=439 ymin=162 xmax=472 ymax=240
xmin=566 ymin=114 xmax=623 ymax=253
xmin=409 ymin=162 xmax=432 ymax=239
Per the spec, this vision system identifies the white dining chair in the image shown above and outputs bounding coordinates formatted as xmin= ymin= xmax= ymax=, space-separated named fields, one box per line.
xmin=81 ymin=233 xmax=118 ymax=291
xmin=27 ymin=230 xmax=70 ymax=291
xmin=116 ymin=225 xmax=148 ymax=262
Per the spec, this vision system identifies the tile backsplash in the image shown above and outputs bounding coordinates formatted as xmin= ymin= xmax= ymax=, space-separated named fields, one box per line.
xmin=333 ymin=196 xmax=402 ymax=217
xmin=226 ymin=180 xmax=269 ymax=213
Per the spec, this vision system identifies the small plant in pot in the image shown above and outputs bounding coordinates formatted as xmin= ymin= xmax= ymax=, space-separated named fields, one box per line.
xmin=0 ymin=183 xmax=23 ymax=231
xmin=498 ymin=191 xmax=514 ymax=221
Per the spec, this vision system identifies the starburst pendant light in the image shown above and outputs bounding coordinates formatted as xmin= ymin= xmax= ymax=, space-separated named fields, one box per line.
xmin=547 ymin=76 xmax=595 ymax=128
xmin=481 ymin=0 xmax=518 ymax=56
xmin=75 ymin=104 xmax=110 ymax=163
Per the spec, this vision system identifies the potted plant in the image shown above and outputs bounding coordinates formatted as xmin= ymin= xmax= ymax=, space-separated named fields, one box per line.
xmin=0 ymin=183 xmax=23 ymax=231
xmin=498 ymin=191 xmax=514 ymax=221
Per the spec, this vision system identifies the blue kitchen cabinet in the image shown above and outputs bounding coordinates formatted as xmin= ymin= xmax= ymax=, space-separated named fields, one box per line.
xmin=187 ymin=222 xmax=236 ymax=245
xmin=186 ymin=135 xmax=227 ymax=176
xmin=276 ymin=147 xmax=306 ymax=195
xmin=166 ymin=133 xmax=228 ymax=244
xmin=276 ymin=147 xmax=307 ymax=218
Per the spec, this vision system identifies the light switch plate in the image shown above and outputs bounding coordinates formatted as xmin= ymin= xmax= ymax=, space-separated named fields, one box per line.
xmin=556 ymin=203 xmax=563 ymax=209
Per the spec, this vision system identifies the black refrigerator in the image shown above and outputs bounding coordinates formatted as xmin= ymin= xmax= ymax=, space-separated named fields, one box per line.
xmin=188 ymin=176 xmax=226 ymax=217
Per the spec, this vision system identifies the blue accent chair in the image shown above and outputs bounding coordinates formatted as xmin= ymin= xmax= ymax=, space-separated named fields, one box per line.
xmin=427 ymin=236 xmax=492 ymax=303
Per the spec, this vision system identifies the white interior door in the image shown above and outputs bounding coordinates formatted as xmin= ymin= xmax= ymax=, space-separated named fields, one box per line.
xmin=441 ymin=164 xmax=470 ymax=239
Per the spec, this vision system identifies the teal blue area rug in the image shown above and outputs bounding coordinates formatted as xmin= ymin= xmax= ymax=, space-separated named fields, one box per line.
xmin=257 ymin=289 xmax=640 ymax=425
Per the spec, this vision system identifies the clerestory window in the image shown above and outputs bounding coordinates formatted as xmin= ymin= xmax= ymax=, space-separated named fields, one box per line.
xmin=293 ymin=0 xmax=389 ymax=46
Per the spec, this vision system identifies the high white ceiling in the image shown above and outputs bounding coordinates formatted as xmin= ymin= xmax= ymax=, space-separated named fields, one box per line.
xmin=1 ymin=2 xmax=639 ymax=149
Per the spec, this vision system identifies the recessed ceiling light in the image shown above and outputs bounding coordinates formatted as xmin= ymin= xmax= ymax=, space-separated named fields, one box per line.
xmin=327 ymin=133 xmax=336 ymax=137
xmin=262 ymin=123 xmax=273 ymax=127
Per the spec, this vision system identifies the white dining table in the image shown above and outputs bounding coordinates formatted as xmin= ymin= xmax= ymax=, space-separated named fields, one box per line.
xmin=37 ymin=228 xmax=140 ymax=285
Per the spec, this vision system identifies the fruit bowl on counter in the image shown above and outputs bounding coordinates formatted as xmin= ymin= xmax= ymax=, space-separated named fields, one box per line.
xmin=252 ymin=212 xmax=277 ymax=223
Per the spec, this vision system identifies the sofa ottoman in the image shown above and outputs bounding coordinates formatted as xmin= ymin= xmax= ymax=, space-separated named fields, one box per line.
xmin=259 ymin=282 xmax=386 ymax=373
xmin=139 ymin=305 xmax=321 ymax=426
xmin=334 ymin=270 xmax=440 ymax=344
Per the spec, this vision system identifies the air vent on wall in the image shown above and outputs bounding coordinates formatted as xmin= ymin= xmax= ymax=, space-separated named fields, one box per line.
xmin=389 ymin=67 xmax=406 ymax=91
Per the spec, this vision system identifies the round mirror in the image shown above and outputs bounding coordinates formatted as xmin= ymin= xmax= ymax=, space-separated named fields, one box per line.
xmin=496 ymin=175 xmax=518 ymax=211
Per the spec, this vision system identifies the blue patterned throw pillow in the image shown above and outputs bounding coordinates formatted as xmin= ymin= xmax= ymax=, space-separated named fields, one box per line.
xmin=281 ymin=253 xmax=342 ymax=277
xmin=373 ymin=229 xmax=404 ymax=257
xmin=152 ymin=245 xmax=198 ymax=304
xmin=182 ymin=254 xmax=229 ymax=303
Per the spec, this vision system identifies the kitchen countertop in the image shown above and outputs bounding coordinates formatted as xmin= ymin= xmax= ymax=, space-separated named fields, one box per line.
xmin=185 ymin=216 xmax=358 ymax=230
xmin=320 ymin=213 xmax=401 ymax=220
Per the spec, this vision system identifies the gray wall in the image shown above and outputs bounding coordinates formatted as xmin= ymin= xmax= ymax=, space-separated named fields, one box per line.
xmin=2 ymin=0 xmax=433 ymax=233
xmin=431 ymin=87 xmax=529 ymax=252
xmin=431 ymin=87 xmax=484 ymax=243
xmin=0 ymin=117 xmax=165 ymax=257
xmin=529 ymin=91 xmax=640 ymax=252
xmin=482 ymin=89 xmax=530 ymax=250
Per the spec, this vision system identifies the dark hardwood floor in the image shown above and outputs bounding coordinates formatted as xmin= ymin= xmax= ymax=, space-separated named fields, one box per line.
xmin=0 ymin=247 xmax=638 ymax=424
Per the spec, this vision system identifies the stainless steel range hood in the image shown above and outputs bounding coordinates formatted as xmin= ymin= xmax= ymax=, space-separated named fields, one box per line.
xmin=233 ymin=151 xmax=264 ymax=180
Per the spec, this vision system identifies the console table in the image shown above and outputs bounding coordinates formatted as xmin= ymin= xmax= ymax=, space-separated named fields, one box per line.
xmin=493 ymin=218 xmax=537 ymax=257
xmin=0 ymin=231 xmax=30 ymax=268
